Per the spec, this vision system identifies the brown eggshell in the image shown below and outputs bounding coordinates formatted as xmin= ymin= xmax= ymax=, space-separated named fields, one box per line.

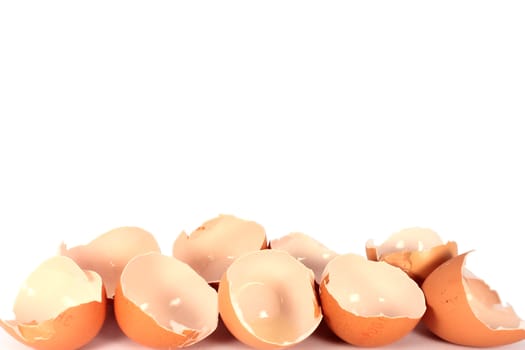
xmin=218 ymin=249 xmax=322 ymax=350
xmin=1 ymin=296 xmax=106 ymax=350
xmin=269 ymin=232 xmax=338 ymax=284
xmin=60 ymin=226 xmax=161 ymax=298
xmin=320 ymin=254 xmax=426 ymax=347
xmin=422 ymin=252 xmax=525 ymax=347
xmin=114 ymin=284 xmax=199 ymax=348
xmin=319 ymin=285 xmax=420 ymax=347
xmin=381 ymin=241 xmax=458 ymax=282
xmin=114 ymin=252 xmax=218 ymax=348
xmin=218 ymin=273 xmax=260 ymax=349
xmin=366 ymin=227 xmax=457 ymax=282
xmin=0 ymin=256 xmax=107 ymax=350
xmin=173 ymin=214 xmax=267 ymax=284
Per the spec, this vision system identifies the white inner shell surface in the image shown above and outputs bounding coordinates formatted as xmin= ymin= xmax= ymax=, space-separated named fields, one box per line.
xmin=121 ymin=253 xmax=218 ymax=337
xmin=60 ymin=226 xmax=161 ymax=298
xmin=462 ymin=267 xmax=525 ymax=330
xmin=172 ymin=214 xmax=266 ymax=283
xmin=322 ymin=254 xmax=426 ymax=318
xmin=369 ymin=227 xmax=443 ymax=258
xmin=227 ymin=250 xmax=321 ymax=345
xmin=13 ymin=256 xmax=102 ymax=323
xmin=270 ymin=232 xmax=337 ymax=284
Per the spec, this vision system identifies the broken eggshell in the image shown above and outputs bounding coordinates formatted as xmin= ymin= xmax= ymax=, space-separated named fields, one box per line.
xmin=269 ymin=232 xmax=337 ymax=285
xmin=0 ymin=256 xmax=106 ymax=350
xmin=172 ymin=214 xmax=267 ymax=284
xmin=218 ymin=249 xmax=322 ymax=350
xmin=366 ymin=227 xmax=457 ymax=282
xmin=422 ymin=251 xmax=525 ymax=347
xmin=60 ymin=226 xmax=161 ymax=298
xmin=114 ymin=252 xmax=218 ymax=348
xmin=319 ymin=253 xmax=426 ymax=347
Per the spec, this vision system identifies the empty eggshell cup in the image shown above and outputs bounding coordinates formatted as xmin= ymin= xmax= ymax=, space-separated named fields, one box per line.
xmin=114 ymin=252 xmax=218 ymax=348
xmin=366 ymin=227 xmax=457 ymax=283
xmin=422 ymin=251 xmax=525 ymax=347
xmin=218 ymin=249 xmax=322 ymax=350
xmin=0 ymin=256 xmax=106 ymax=350
xmin=60 ymin=226 xmax=161 ymax=298
xmin=270 ymin=232 xmax=338 ymax=285
xmin=319 ymin=253 xmax=426 ymax=347
xmin=173 ymin=214 xmax=267 ymax=284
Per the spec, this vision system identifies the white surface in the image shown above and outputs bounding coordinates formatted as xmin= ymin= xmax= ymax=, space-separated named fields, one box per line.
xmin=1 ymin=1 xmax=524 ymax=349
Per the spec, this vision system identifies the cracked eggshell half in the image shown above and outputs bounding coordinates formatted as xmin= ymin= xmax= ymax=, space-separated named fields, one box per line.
xmin=422 ymin=252 xmax=525 ymax=347
xmin=173 ymin=214 xmax=267 ymax=284
xmin=60 ymin=226 xmax=161 ymax=298
xmin=319 ymin=254 xmax=426 ymax=347
xmin=269 ymin=232 xmax=337 ymax=285
xmin=218 ymin=249 xmax=322 ymax=350
xmin=366 ymin=227 xmax=457 ymax=282
xmin=0 ymin=256 xmax=106 ymax=350
xmin=114 ymin=252 xmax=218 ymax=348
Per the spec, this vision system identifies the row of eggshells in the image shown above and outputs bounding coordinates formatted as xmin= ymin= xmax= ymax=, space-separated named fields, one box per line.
xmin=1 ymin=214 xmax=524 ymax=350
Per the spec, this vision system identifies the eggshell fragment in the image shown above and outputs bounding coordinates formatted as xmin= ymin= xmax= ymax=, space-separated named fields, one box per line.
xmin=173 ymin=214 xmax=267 ymax=284
xmin=422 ymin=252 xmax=525 ymax=347
xmin=269 ymin=232 xmax=337 ymax=284
xmin=0 ymin=256 xmax=106 ymax=350
xmin=60 ymin=226 xmax=161 ymax=298
xmin=114 ymin=252 xmax=218 ymax=348
xmin=319 ymin=253 xmax=426 ymax=347
xmin=366 ymin=227 xmax=457 ymax=282
xmin=218 ymin=249 xmax=322 ymax=350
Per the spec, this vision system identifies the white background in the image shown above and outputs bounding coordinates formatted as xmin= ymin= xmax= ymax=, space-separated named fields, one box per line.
xmin=1 ymin=1 xmax=524 ymax=349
